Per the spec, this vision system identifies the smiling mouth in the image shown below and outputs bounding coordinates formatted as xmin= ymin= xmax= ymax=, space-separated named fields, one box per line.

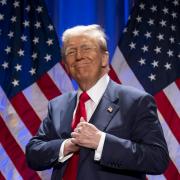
xmin=72 ymin=61 xmax=91 ymax=69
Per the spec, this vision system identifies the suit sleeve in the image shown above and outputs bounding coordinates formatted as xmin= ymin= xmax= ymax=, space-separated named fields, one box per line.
xmin=25 ymin=101 xmax=64 ymax=171
xmin=100 ymin=94 xmax=169 ymax=175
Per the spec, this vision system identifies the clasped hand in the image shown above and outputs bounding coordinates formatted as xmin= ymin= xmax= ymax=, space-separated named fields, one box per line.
xmin=71 ymin=117 xmax=102 ymax=150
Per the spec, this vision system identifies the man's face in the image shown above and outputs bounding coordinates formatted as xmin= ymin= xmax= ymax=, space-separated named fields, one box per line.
xmin=64 ymin=35 xmax=109 ymax=86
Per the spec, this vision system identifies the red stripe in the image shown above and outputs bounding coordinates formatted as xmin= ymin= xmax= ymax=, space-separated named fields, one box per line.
xmin=0 ymin=116 xmax=41 ymax=180
xmin=10 ymin=92 xmax=41 ymax=136
xmin=175 ymin=78 xmax=180 ymax=89
xmin=109 ymin=65 xmax=121 ymax=84
xmin=164 ymin=160 xmax=180 ymax=180
xmin=0 ymin=172 xmax=5 ymax=180
xmin=37 ymin=73 xmax=61 ymax=100
xmin=154 ymin=91 xmax=180 ymax=144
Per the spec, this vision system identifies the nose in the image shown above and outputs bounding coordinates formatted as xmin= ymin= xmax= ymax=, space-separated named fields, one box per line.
xmin=76 ymin=48 xmax=83 ymax=60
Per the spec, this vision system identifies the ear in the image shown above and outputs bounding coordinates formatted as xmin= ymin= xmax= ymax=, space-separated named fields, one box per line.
xmin=101 ymin=51 xmax=109 ymax=67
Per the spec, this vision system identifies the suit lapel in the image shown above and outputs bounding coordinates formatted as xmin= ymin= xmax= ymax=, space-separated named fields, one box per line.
xmin=59 ymin=92 xmax=77 ymax=139
xmin=78 ymin=80 xmax=120 ymax=168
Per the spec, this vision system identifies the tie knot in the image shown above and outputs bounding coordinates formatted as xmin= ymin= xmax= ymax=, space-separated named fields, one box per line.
xmin=79 ymin=91 xmax=90 ymax=103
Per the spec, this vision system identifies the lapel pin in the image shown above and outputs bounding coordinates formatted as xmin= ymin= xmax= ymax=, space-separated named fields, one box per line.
xmin=107 ymin=106 xmax=113 ymax=113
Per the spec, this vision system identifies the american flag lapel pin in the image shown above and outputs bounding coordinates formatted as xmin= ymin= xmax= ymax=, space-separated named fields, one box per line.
xmin=107 ymin=106 xmax=113 ymax=113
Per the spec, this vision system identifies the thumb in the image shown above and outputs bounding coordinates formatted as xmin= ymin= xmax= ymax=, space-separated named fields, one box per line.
xmin=80 ymin=117 xmax=86 ymax=122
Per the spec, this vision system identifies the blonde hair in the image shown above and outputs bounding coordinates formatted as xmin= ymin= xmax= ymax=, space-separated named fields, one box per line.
xmin=61 ymin=24 xmax=108 ymax=58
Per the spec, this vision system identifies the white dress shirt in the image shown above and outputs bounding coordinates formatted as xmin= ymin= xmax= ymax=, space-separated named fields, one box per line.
xmin=58 ymin=74 xmax=110 ymax=162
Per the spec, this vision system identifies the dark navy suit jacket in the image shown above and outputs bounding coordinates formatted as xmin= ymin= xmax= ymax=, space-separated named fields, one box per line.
xmin=26 ymin=80 xmax=169 ymax=180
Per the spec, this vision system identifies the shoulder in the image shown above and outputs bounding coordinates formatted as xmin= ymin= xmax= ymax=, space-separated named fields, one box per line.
xmin=49 ymin=91 xmax=76 ymax=107
xmin=107 ymin=80 xmax=153 ymax=102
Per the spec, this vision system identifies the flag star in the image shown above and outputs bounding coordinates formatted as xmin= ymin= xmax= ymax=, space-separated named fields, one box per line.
xmin=13 ymin=1 xmax=20 ymax=8
xmin=148 ymin=73 xmax=156 ymax=81
xmin=33 ymin=37 xmax=39 ymax=44
xmin=138 ymin=58 xmax=146 ymax=65
xmin=167 ymin=49 xmax=173 ymax=57
xmin=157 ymin=33 xmax=164 ymax=41
xmin=171 ymin=25 xmax=176 ymax=31
xmin=148 ymin=19 xmax=154 ymax=26
xmin=25 ymin=5 xmax=31 ymax=12
xmin=159 ymin=20 xmax=166 ymax=27
xmin=32 ymin=52 xmax=38 ymax=60
xmin=44 ymin=54 xmax=52 ymax=62
xmin=21 ymin=35 xmax=27 ymax=41
xmin=0 ymin=0 xmax=7 ymax=5
xmin=29 ymin=68 xmax=36 ymax=75
xmin=128 ymin=15 xmax=131 ymax=20
xmin=0 ymin=13 xmax=4 ymax=21
xmin=36 ymin=6 xmax=43 ymax=13
xmin=23 ymin=20 xmax=30 ymax=27
xmin=139 ymin=3 xmax=145 ymax=10
xmin=12 ymin=79 xmax=19 ymax=87
xmin=46 ymin=38 xmax=53 ymax=46
xmin=8 ymin=31 xmax=14 ymax=39
xmin=11 ymin=16 xmax=17 ymax=23
xmin=4 ymin=46 xmax=11 ymax=54
xmin=151 ymin=60 xmax=159 ymax=68
xmin=150 ymin=5 xmax=157 ymax=12
xmin=178 ymin=54 xmax=180 ymax=59
xmin=162 ymin=7 xmax=169 ymax=14
xmin=141 ymin=45 xmax=148 ymax=52
xmin=154 ymin=46 xmax=161 ymax=54
xmin=164 ymin=62 xmax=171 ymax=70
xmin=144 ymin=31 xmax=151 ymax=39
xmin=129 ymin=42 xmax=136 ymax=49
xmin=48 ymin=24 xmax=54 ymax=31
xmin=132 ymin=29 xmax=139 ymax=36
xmin=14 ymin=64 xmax=22 ymax=71
xmin=2 ymin=61 xmax=9 ymax=69
xmin=18 ymin=49 xmax=24 ymax=56
xmin=34 ymin=21 xmax=41 ymax=29
xmin=169 ymin=37 xmax=175 ymax=43
xmin=123 ymin=28 xmax=127 ymax=33
xmin=173 ymin=0 xmax=179 ymax=6
xmin=136 ymin=15 xmax=142 ymax=22
xmin=171 ymin=12 xmax=177 ymax=18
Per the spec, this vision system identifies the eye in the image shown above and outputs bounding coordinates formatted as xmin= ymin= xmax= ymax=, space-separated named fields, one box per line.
xmin=66 ymin=49 xmax=76 ymax=56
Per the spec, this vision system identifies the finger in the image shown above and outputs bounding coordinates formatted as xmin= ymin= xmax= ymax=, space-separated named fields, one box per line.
xmin=71 ymin=132 xmax=78 ymax=138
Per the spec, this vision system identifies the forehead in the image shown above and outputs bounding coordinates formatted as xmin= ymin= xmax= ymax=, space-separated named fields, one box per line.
xmin=65 ymin=35 xmax=98 ymax=47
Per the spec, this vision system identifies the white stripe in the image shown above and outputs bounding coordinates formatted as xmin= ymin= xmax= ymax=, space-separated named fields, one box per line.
xmin=48 ymin=62 xmax=74 ymax=93
xmin=0 ymin=87 xmax=32 ymax=152
xmin=163 ymin=82 xmax=180 ymax=117
xmin=147 ymin=175 xmax=166 ymax=180
xmin=0 ymin=144 xmax=22 ymax=180
xmin=111 ymin=48 xmax=180 ymax=172
xmin=37 ymin=169 xmax=52 ymax=180
xmin=111 ymin=47 xmax=144 ymax=90
xmin=158 ymin=111 xmax=180 ymax=173
xmin=23 ymin=83 xmax=49 ymax=120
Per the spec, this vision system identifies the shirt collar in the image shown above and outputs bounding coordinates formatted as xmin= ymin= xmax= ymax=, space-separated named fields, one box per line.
xmin=77 ymin=74 xmax=110 ymax=104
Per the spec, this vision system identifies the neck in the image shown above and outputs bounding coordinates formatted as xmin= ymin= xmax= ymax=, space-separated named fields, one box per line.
xmin=78 ymin=73 xmax=106 ymax=91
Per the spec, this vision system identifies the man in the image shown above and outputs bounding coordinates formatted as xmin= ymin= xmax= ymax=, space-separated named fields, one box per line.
xmin=26 ymin=24 xmax=169 ymax=180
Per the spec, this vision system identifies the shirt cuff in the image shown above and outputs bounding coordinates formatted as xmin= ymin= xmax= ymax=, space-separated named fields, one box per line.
xmin=58 ymin=139 xmax=73 ymax=162
xmin=94 ymin=132 xmax=106 ymax=161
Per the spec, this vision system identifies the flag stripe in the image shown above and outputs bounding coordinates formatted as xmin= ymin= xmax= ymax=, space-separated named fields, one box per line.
xmin=48 ymin=62 xmax=74 ymax=94
xmin=154 ymin=92 xmax=180 ymax=144
xmin=109 ymin=65 xmax=121 ymax=83
xmin=10 ymin=93 xmax=41 ymax=136
xmin=157 ymin=111 xmax=180 ymax=171
xmin=23 ymin=83 xmax=49 ymax=120
xmin=163 ymin=82 xmax=180 ymax=118
xmin=0 ymin=171 xmax=6 ymax=180
xmin=164 ymin=160 xmax=180 ymax=180
xmin=37 ymin=73 xmax=61 ymax=101
xmin=175 ymin=79 xmax=180 ymax=90
xmin=0 ymin=144 xmax=22 ymax=180
xmin=0 ymin=116 xmax=41 ymax=180
xmin=0 ymin=87 xmax=32 ymax=151
xmin=147 ymin=175 xmax=166 ymax=180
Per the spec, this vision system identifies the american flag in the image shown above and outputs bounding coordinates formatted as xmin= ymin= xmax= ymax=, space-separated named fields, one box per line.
xmin=0 ymin=0 xmax=179 ymax=180
xmin=110 ymin=0 xmax=180 ymax=179
xmin=0 ymin=0 xmax=73 ymax=179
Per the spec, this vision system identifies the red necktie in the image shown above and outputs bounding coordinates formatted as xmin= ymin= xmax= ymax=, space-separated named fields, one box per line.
xmin=63 ymin=92 xmax=90 ymax=180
